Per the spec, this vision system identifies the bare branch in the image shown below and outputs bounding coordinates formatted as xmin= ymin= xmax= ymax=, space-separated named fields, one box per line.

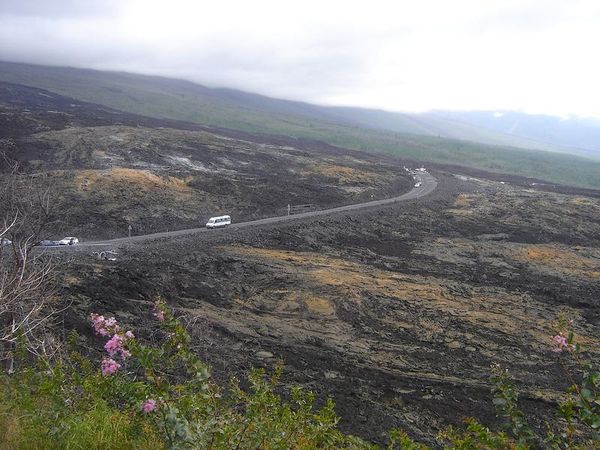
xmin=0 ymin=156 xmax=58 ymax=370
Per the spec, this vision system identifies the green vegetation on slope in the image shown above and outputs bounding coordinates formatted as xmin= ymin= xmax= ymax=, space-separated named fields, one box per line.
xmin=2 ymin=61 xmax=600 ymax=188
xmin=2 ymin=302 xmax=598 ymax=449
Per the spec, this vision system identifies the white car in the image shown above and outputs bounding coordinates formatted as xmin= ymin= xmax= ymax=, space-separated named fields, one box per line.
xmin=58 ymin=237 xmax=79 ymax=245
xmin=206 ymin=215 xmax=232 ymax=229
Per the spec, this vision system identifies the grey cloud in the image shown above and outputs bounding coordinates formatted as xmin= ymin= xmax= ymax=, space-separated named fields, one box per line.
xmin=0 ymin=1 xmax=598 ymax=117
xmin=0 ymin=0 xmax=119 ymax=18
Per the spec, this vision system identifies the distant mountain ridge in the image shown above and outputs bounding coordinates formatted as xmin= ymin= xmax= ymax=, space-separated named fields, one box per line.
xmin=2 ymin=60 xmax=600 ymax=189
xmin=2 ymin=60 xmax=599 ymax=159
xmin=424 ymin=110 xmax=600 ymax=159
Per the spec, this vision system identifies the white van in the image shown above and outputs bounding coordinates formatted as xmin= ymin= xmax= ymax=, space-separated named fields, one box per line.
xmin=206 ymin=215 xmax=232 ymax=229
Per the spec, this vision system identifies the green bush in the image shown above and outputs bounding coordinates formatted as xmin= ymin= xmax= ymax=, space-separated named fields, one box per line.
xmin=0 ymin=299 xmax=378 ymax=449
xmin=1 ymin=302 xmax=598 ymax=449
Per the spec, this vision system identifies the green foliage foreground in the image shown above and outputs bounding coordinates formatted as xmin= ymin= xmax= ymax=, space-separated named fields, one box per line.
xmin=0 ymin=302 xmax=598 ymax=449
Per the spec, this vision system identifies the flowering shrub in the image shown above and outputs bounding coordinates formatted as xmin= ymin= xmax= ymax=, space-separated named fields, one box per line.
xmin=101 ymin=357 xmax=121 ymax=376
xmin=153 ymin=302 xmax=165 ymax=322
xmin=142 ymin=399 xmax=158 ymax=413
xmin=0 ymin=298 xmax=382 ymax=449
xmin=90 ymin=313 xmax=119 ymax=336
xmin=552 ymin=316 xmax=600 ymax=442
xmin=441 ymin=315 xmax=600 ymax=448
xmin=551 ymin=333 xmax=570 ymax=353
xmin=1 ymin=302 xmax=598 ymax=449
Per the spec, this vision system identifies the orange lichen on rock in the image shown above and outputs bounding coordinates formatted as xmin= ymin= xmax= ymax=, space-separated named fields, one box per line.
xmin=517 ymin=245 xmax=600 ymax=280
xmin=221 ymin=246 xmax=580 ymax=349
xmin=453 ymin=193 xmax=475 ymax=209
xmin=304 ymin=296 xmax=336 ymax=316
xmin=447 ymin=193 xmax=477 ymax=215
xmin=75 ymin=168 xmax=191 ymax=193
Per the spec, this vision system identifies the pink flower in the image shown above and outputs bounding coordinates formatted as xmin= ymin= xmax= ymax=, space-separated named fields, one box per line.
xmin=152 ymin=301 xmax=166 ymax=322
xmin=104 ymin=334 xmax=123 ymax=356
xmin=552 ymin=334 xmax=569 ymax=353
xmin=90 ymin=313 xmax=102 ymax=324
xmin=125 ymin=330 xmax=135 ymax=339
xmin=101 ymin=358 xmax=120 ymax=376
xmin=104 ymin=334 xmax=131 ymax=359
xmin=90 ymin=313 xmax=108 ymax=336
xmin=90 ymin=313 xmax=120 ymax=336
xmin=104 ymin=317 xmax=120 ymax=333
xmin=142 ymin=399 xmax=157 ymax=413
xmin=153 ymin=310 xmax=165 ymax=322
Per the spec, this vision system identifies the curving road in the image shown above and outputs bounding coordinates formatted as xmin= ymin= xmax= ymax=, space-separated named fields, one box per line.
xmin=79 ymin=172 xmax=437 ymax=247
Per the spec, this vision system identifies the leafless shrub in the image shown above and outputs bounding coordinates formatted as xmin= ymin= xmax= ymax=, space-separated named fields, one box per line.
xmin=0 ymin=158 xmax=59 ymax=371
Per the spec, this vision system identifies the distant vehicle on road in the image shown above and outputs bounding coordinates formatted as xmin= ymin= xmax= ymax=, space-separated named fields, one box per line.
xmin=58 ymin=237 xmax=79 ymax=245
xmin=206 ymin=215 xmax=231 ymax=229
xmin=0 ymin=237 xmax=11 ymax=246
xmin=414 ymin=182 xmax=422 ymax=187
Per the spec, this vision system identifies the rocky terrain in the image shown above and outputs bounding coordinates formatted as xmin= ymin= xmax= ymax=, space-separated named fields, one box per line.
xmin=3 ymin=81 xmax=600 ymax=446
xmin=55 ymin=173 xmax=600 ymax=445
xmin=0 ymin=82 xmax=412 ymax=239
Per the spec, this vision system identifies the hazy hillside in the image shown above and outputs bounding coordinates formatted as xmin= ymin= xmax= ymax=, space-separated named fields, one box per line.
xmin=206 ymin=88 xmax=555 ymax=151
xmin=0 ymin=61 xmax=565 ymax=152
xmin=2 ymin=61 xmax=600 ymax=188
xmin=427 ymin=110 xmax=600 ymax=159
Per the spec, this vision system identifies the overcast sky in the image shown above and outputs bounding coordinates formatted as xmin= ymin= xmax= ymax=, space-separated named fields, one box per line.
xmin=1 ymin=0 xmax=599 ymax=118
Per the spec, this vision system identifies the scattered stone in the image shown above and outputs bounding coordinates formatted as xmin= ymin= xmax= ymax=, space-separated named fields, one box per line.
xmin=256 ymin=350 xmax=274 ymax=359
xmin=447 ymin=341 xmax=463 ymax=349
xmin=397 ymin=389 xmax=415 ymax=394
xmin=324 ymin=370 xmax=341 ymax=379
xmin=475 ymin=233 xmax=510 ymax=241
xmin=499 ymin=271 xmax=519 ymax=279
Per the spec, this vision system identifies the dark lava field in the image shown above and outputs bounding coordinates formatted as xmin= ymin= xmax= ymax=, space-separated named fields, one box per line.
xmin=61 ymin=173 xmax=600 ymax=445
xmin=0 ymin=81 xmax=411 ymax=239
xmin=2 ymin=80 xmax=600 ymax=445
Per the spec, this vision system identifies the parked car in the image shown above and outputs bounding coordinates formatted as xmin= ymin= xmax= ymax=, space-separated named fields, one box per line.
xmin=58 ymin=237 xmax=80 ymax=245
xmin=206 ymin=215 xmax=232 ymax=229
